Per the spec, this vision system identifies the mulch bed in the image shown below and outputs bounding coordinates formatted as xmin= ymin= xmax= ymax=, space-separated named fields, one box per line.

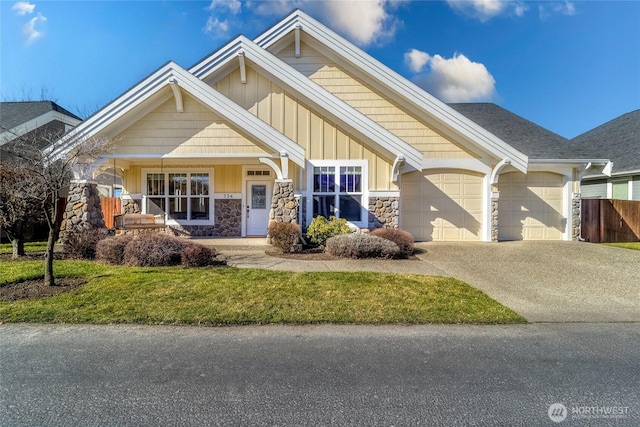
xmin=0 ymin=278 xmax=86 ymax=301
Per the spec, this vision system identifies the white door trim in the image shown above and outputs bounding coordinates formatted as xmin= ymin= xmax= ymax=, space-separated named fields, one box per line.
xmin=242 ymin=165 xmax=274 ymax=237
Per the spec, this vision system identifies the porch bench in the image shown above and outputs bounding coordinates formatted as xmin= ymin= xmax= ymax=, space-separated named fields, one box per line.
xmin=113 ymin=214 xmax=166 ymax=231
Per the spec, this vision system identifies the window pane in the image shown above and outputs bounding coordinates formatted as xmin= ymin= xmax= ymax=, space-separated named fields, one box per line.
xmin=147 ymin=173 xmax=165 ymax=196
xmin=168 ymin=197 xmax=187 ymax=220
xmin=191 ymin=173 xmax=209 ymax=196
xmin=340 ymin=166 xmax=362 ymax=192
xmin=251 ymin=185 xmax=267 ymax=209
xmin=147 ymin=197 xmax=165 ymax=215
xmin=313 ymin=195 xmax=336 ymax=218
xmin=339 ymin=195 xmax=361 ymax=221
xmin=190 ymin=197 xmax=209 ymax=220
xmin=313 ymin=166 xmax=335 ymax=192
xmin=169 ymin=174 xmax=187 ymax=196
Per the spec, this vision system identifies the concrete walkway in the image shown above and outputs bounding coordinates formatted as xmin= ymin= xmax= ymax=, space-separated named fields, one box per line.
xmin=196 ymin=238 xmax=640 ymax=323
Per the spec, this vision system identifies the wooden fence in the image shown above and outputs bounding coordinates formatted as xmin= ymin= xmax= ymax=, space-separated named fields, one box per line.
xmin=581 ymin=199 xmax=640 ymax=243
xmin=100 ymin=197 xmax=122 ymax=229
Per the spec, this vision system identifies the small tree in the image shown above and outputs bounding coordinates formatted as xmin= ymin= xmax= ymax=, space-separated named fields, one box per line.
xmin=1 ymin=125 xmax=112 ymax=285
xmin=0 ymin=163 xmax=46 ymax=257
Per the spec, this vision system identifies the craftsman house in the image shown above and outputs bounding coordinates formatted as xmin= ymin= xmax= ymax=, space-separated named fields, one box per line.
xmin=54 ymin=10 xmax=610 ymax=241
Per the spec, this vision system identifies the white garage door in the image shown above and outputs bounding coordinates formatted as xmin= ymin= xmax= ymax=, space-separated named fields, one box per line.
xmin=401 ymin=169 xmax=483 ymax=241
xmin=498 ymin=172 xmax=564 ymax=240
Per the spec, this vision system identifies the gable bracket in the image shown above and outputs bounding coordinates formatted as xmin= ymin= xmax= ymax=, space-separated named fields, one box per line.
xmin=168 ymin=78 xmax=184 ymax=113
xmin=294 ymin=24 xmax=302 ymax=58
xmin=238 ymin=50 xmax=247 ymax=84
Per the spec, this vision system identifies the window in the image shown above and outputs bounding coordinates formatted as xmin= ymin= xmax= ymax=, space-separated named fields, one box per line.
xmin=309 ymin=161 xmax=366 ymax=225
xmin=144 ymin=170 xmax=211 ymax=222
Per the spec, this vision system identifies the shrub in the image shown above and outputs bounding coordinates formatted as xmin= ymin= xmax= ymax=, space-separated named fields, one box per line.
xmin=370 ymin=228 xmax=415 ymax=258
xmin=95 ymin=234 xmax=134 ymax=265
xmin=325 ymin=234 xmax=400 ymax=259
xmin=63 ymin=228 xmax=108 ymax=260
xmin=181 ymin=243 xmax=223 ymax=267
xmin=123 ymin=232 xmax=188 ymax=267
xmin=306 ymin=215 xmax=351 ymax=246
xmin=269 ymin=222 xmax=301 ymax=253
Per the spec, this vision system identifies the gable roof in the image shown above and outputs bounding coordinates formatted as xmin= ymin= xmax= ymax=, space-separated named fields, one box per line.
xmin=448 ymin=103 xmax=584 ymax=159
xmin=572 ymin=110 xmax=640 ymax=175
xmin=253 ymin=10 xmax=529 ymax=172
xmin=0 ymin=101 xmax=82 ymax=145
xmin=52 ymin=62 xmax=305 ymax=167
xmin=190 ymin=36 xmax=424 ymax=170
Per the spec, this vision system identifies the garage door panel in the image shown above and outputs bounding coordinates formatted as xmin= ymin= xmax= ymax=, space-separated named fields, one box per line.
xmin=498 ymin=172 xmax=564 ymax=241
xmin=401 ymin=169 xmax=483 ymax=242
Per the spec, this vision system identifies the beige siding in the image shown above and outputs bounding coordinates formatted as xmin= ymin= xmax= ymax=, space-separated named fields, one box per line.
xmin=214 ymin=66 xmax=396 ymax=191
xmin=112 ymin=95 xmax=270 ymax=157
xmin=278 ymin=42 xmax=477 ymax=159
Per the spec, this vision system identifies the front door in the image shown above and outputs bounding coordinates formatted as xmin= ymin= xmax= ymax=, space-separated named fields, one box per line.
xmin=246 ymin=181 xmax=272 ymax=236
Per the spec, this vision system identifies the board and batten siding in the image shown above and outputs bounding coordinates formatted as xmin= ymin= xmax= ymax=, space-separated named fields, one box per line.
xmin=112 ymin=96 xmax=271 ymax=157
xmin=276 ymin=42 xmax=477 ymax=160
xmin=213 ymin=66 xmax=395 ymax=191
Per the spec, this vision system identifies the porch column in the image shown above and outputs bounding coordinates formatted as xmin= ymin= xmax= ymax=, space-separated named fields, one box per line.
xmin=572 ymin=193 xmax=581 ymax=241
xmin=491 ymin=191 xmax=499 ymax=242
xmin=60 ymin=180 xmax=106 ymax=240
xmin=269 ymin=180 xmax=298 ymax=225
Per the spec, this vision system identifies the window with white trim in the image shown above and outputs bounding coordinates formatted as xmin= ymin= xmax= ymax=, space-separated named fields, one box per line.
xmin=309 ymin=161 xmax=367 ymax=226
xmin=143 ymin=170 xmax=212 ymax=222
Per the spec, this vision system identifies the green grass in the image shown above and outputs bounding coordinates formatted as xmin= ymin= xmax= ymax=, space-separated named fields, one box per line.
xmin=604 ymin=242 xmax=640 ymax=251
xmin=0 ymin=260 xmax=525 ymax=325
xmin=0 ymin=241 xmax=48 ymax=254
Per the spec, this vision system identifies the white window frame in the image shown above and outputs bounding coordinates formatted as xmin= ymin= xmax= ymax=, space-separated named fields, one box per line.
xmin=141 ymin=168 xmax=214 ymax=225
xmin=306 ymin=160 xmax=368 ymax=228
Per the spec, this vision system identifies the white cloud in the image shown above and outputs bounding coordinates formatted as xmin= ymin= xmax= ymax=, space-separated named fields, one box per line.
xmin=410 ymin=52 xmax=496 ymax=103
xmin=12 ymin=1 xmax=35 ymax=15
xmin=447 ymin=0 xmax=528 ymax=21
xmin=204 ymin=16 xmax=229 ymax=35
xmin=207 ymin=0 xmax=242 ymax=15
xmin=245 ymin=0 xmax=402 ymax=46
xmin=23 ymin=12 xmax=46 ymax=44
xmin=539 ymin=1 xmax=576 ymax=19
xmin=404 ymin=49 xmax=431 ymax=73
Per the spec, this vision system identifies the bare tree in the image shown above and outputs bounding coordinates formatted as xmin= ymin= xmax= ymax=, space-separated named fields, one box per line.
xmin=0 ymin=163 xmax=46 ymax=257
xmin=1 ymin=127 xmax=111 ymax=285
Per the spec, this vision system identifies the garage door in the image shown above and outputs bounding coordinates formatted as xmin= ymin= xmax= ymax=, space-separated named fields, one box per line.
xmin=498 ymin=172 xmax=564 ymax=240
xmin=401 ymin=169 xmax=483 ymax=241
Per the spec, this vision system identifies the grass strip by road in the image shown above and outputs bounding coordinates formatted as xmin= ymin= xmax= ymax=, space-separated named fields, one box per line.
xmin=604 ymin=242 xmax=640 ymax=251
xmin=0 ymin=260 xmax=525 ymax=325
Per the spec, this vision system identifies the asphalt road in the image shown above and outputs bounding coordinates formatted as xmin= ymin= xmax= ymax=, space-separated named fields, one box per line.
xmin=1 ymin=323 xmax=639 ymax=426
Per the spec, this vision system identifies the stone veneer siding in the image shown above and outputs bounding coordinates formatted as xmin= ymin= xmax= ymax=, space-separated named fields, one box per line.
xmin=166 ymin=199 xmax=242 ymax=237
xmin=491 ymin=197 xmax=499 ymax=242
xmin=270 ymin=181 xmax=298 ymax=225
xmin=122 ymin=198 xmax=141 ymax=214
xmin=368 ymin=197 xmax=399 ymax=230
xmin=572 ymin=196 xmax=581 ymax=241
xmin=60 ymin=181 xmax=105 ymax=239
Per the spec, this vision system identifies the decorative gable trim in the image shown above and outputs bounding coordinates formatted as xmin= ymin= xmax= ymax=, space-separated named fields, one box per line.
xmin=254 ymin=10 xmax=529 ymax=173
xmin=191 ymin=36 xmax=424 ymax=171
xmin=53 ymin=62 xmax=305 ymax=167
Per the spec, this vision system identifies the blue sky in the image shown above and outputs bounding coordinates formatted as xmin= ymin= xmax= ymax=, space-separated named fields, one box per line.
xmin=1 ymin=1 xmax=638 ymax=138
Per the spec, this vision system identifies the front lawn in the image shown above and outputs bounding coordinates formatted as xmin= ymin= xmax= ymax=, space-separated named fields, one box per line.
xmin=0 ymin=260 xmax=525 ymax=325
xmin=604 ymin=242 xmax=640 ymax=251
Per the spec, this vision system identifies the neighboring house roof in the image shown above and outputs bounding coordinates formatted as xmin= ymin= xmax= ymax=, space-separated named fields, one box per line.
xmin=0 ymin=101 xmax=82 ymax=145
xmin=572 ymin=110 xmax=640 ymax=176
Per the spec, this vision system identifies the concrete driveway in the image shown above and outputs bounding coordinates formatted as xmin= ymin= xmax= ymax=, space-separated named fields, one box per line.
xmin=415 ymin=241 xmax=640 ymax=323
xmin=210 ymin=239 xmax=640 ymax=323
